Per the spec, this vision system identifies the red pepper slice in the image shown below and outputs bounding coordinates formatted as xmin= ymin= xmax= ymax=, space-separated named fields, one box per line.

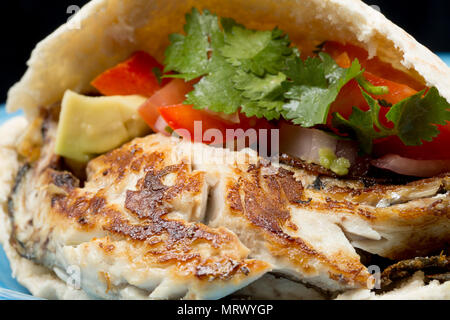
xmin=91 ymin=51 xmax=168 ymax=97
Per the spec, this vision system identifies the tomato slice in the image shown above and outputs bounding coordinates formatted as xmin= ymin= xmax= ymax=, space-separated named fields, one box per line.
xmin=328 ymin=72 xmax=417 ymax=129
xmin=323 ymin=41 xmax=425 ymax=91
xmin=91 ymin=51 xmax=168 ymax=97
xmin=324 ymin=41 xmax=450 ymax=160
xmin=373 ymin=125 xmax=450 ymax=160
xmin=158 ymin=105 xmax=274 ymax=145
xmin=158 ymin=104 xmax=233 ymax=144
xmin=326 ymin=43 xmax=418 ymax=128
xmin=138 ymin=79 xmax=195 ymax=132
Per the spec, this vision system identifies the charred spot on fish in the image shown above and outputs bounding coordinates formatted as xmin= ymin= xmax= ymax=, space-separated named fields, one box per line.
xmin=50 ymin=171 xmax=79 ymax=189
xmin=126 ymin=164 xmax=203 ymax=220
xmin=9 ymin=233 xmax=36 ymax=261
xmin=53 ymin=193 xmax=107 ymax=220
xmin=241 ymin=179 xmax=289 ymax=235
xmin=328 ymin=272 xmax=349 ymax=284
xmin=77 ymin=216 xmax=89 ymax=225
xmin=240 ymin=266 xmax=250 ymax=276
xmin=275 ymin=167 xmax=304 ymax=203
xmin=142 ymin=171 xmax=168 ymax=192
xmin=11 ymin=164 xmax=30 ymax=195
xmin=126 ymin=189 xmax=167 ymax=220
xmin=51 ymin=194 xmax=65 ymax=208
xmin=195 ymin=258 xmax=243 ymax=281
xmin=102 ymin=149 xmax=165 ymax=181
xmin=7 ymin=164 xmax=30 ymax=218
xmin=436 ymin=183 xmax=448 ymax=195
xmin=311 ymin=176 xmax=324 ymax=190
xmin=105 ymin=215 xmax=226 ymax=248
xmin=90 ymin=196 xmax=107 ymax=214
xmin=294 ymin=198 xmax=312 ymax=205
xmin=226 ymin=181 xmax=243 ymax=213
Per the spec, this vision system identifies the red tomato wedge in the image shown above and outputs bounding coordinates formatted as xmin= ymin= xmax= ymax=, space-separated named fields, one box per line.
xmin=138 ymin=78 xmax=274 ymax=145
xmin=138 ymin=79 xmax=195 ymax=133
xmin=326 ymin=46 xmax=418 ymax=128
xmin=373 ymin=125 xmax=450 ymax=160
xmin=324 ymin=41 xmax=450 ymax=160
xmin=328 ymin=71 xmax=417 ymax=129
xmin=158 ymin=104 xmax=274 ymax=145
xmin=91 ymin=51 xmax=168 ymax=97
xmin=323 ymin=41 xmax=425 ymax=91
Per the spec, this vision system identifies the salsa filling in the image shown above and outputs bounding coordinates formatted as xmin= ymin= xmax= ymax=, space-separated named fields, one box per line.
xmin=56 ymin=8 xmax=450 ymax=178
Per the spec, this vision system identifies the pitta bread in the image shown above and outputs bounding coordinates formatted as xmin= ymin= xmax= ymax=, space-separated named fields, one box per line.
xmin=6 ymin=0 xmax=450 ymax=120
xmin=1 ymin=0 xmax=449 ymax=299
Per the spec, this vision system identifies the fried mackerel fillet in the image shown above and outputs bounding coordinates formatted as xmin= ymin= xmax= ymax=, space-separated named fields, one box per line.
xmin=8 ymin=116 xmax=449 ymax=299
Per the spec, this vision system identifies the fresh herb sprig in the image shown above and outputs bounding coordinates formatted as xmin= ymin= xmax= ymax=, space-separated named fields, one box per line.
xmin=164 ymin=8 xmax=450 ymax=152
xmin=163 ymin=8 xmax=362 ymax=126
xmin=332 ymin=88 xmax=450 ymax=153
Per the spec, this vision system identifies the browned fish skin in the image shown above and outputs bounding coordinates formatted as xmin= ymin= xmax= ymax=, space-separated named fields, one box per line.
xmin=7 ymin=115 xmax=449 ymax=299
xmin=219 ymin=163 xmax=371 ymax=290
xmin=300 ymin=175 xmax=449 ymax=260
xmin=380 ymin=255 xmax=450 ymax=289
xmin=8 ymin=120 xmax=270 ymax=299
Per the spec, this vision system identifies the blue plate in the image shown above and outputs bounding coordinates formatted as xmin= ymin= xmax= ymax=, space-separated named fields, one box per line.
xmin=0 ymin=108 xmax=33 ymax=300
xmin=0 ymin=53 xmax=449 ymax=300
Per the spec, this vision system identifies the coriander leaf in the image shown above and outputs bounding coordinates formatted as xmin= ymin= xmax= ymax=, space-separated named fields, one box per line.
xmin=240 ymin=100 xmax=285 ymax=121
xmin=185 ymin=54 xmax=242 ymax=114
xmin=332 ymin=110 xmax=374 ymax=154
xmin=164 ymin=8 xmax=221 ymax=80
xmin=386 ymin=87 xmax=450 ymax=145
xmin=282 ymin=53 xmax=362 ymax=127
xmin=165 ymin=9 xmax=242 ymax=114
xmin=220 ymin=19 xmax=293 ymax=76
xmin=152 ymin=67 xmax=162 ymax=85
xmin=332 ymin=87 xmax=450 ymax=153
xmin=233 ymin=70 xmax=286 ymax=101
xmin=231 ymin=69 xmax=286 ymax=120
xmin=332 ymin=91 xmax=389 ymax=153
xmin=356 ymin=74 xmax=389 ymax=95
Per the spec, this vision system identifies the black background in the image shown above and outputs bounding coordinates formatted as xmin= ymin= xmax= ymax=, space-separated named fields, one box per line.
xmin=0 ymin=0 xmax=449 ymax=102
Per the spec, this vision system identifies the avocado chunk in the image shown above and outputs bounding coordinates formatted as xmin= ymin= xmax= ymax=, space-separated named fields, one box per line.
xmin=55 ymin=90 xmax=150 ymax=163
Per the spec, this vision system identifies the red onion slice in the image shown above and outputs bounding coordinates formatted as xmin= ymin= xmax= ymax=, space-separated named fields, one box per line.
xmin=279 ymin=123 xmax=357 ymax=167
xmin=371 ymin=154 xmax=450 ymax=177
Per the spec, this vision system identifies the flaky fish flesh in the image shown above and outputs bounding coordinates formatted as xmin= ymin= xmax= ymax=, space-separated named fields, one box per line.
xmin=7 ymin=115 xmax=449 ymax=299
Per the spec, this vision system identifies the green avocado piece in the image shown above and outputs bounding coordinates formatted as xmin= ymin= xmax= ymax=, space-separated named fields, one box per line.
xmin=319 ymin=148 xmax=351 ymax=176
xmin=55 ymin=90 xmax=150 ymax=163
